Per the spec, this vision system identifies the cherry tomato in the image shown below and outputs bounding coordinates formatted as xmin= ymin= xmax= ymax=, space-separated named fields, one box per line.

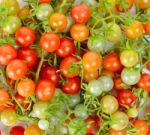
xmin=49 ymin=13 xmax=67 ymax=31
xmin=133 ymin=120 xmax=149 ymax=135
xmin=101 ymin=69 xmax=114 ymax=78
xmin=15 ymin=27 xmax=36 ymax=47
xmin=117 ymin=90 xmax=136 ymax=106
xmin=10 ymin=126 xmax=25 ymax=135
xmin=56 ymin=38 xmax=76 ymax=58
xmin=0 ymin=89 xmax=9 ymax=106
xmin=137 ymin=0 xmax=150 ymax=9
xmin=18 ymin=6 xmax=30 ymax=19
xmin=17 ymin=79 xmax=35 ymax=97
xmin=24 ymin=124 xmax=43 ymax=135
xmin=62 ymin=77 xmax=81 ymax=95
xmin=70 ymin=24 xmax=89 ymax=42
xmin=35 ymin=80 xmax=55 ymax=101
xmin=137 ymin=74 xmax=150 ymax=91
xmin=60 ymin=56 xmax=79 ymax=78
xmin=147 ymin=129 xmax=150 ymax=135
xmin=83 ymin=52 xmax=101 ymax=72
xmin=109 ymin=128 xmax=127 ymax=135
xmin=115 ymin=0 xmax=134 ymax=12
xmin=71 ymin=3 xmax=90 ymax=24
xmin=40 ymin=32 xmax=60 ymax=52
xmin=40 ymin=66 xmax=60 ymax=86
xmin=113 ymin=77 xmax=126 ymax=91
xmin=103 ymin=52 xmax=123 ymax=72
xmin=0 ymin=44 xmax=17 ymax=65
xmin=39 ymin=0 xmax=52 ymax=3
xmin=124 ymin=21 xmax=144 ymax=39
xmin=144 ymin=21 xmax=150 ymax=35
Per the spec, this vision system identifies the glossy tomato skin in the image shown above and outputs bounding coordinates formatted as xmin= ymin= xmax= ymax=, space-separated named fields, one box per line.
xmin=109 ymin=128 xmax=127 ymax=135
xmin=17 ymin=47 xmax=38 ymax=68
xmin=60 ymin=56 xmax=79 ymax=78
xmin=103 ymin=52 xmax=123 ymax=72
xmin=56 ymin=38 xmax=76 ymax=58
xmin=137 ymin=74 xmax=150 ymax=91
xmin=40 ymin=33 xmax=60 ymax=52
xmin=70 ymin=24 xmax=89 ymax=42
xmin=137 ymin=0 xmax=150 ymax=9
xmin=133 ymin=120 xmax=149 ymax=135
xmin=117 ymin=90 xmax=136 ymax=106
xmin=40 ymin=66 xmax=59 ymax=86
xmin=6 ymin=59 xmax=28 ymax=80
xmin=10 ymin=126 xmax=25 ymax=135
xmin=124 ymin=21 xmax=144 ymax=39
xmin=144 ymin=21 xmax=150 ymax=35
xmin=15 ymin=27 xmax=36 ymax=47
xmin=0 ymin=44 xmax=17 ymax=65
xmin=62 ymin=77 xmax=81 ymax=95
xmin=71 ymin=3 xmax=90 ymax=24
xmin=35 ymin=80 xmax=55 ymax=101
xmin=0 ymin=89 xmax=9 ymax=106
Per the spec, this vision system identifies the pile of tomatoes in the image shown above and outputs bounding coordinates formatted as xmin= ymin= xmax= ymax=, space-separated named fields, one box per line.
xmin=0 ymin=0 xmax=150 ymax=135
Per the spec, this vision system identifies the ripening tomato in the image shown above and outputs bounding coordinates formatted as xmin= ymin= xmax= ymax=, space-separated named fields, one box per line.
xmin=49 ymin=13 xmax=67 ymax=31
xmin=133 ymin=120 xmax=149 ymax=135
xmin=83 ymin=52 xmax=101 ymax=72
xmin=113 ymin=77 xmax=126 ymax=91
xmin=109 ymin=128 xmax=127 ymax=135
xmin=103 ymin=52 xmax=123 ymax=72
xmin=137 ymin=0 xmax=150 ymax=9
xmin=0 ymin=89 xmax=9 ymax=106
xmin=144 ymin=21 xmax=150 ymax=35
xmin=56 ymin=38 xmax=76 ymax=58
xmin=40 ymin=33 xmax=60 ymax=52
xmin=124 ymin=21 xmax=144 ymax=39
xmin=40 ymin=66 xmax=60 ymax=86
xmin=60 ymin=56 xmax=79 ymax=78
xmin=15 ymin=27 xmax=36 ymax=47
xmin=71 ymin=3 xmax=90 ymax=24
xmin=17 ymin=79 xmax=35 ymax=97
xmin=137 ymin=74 xmax=150 ymax=91
xmin=24 ymin=124 xmax=43 ymax=135
xmin=39 ymin=0 xmax=52 ymax=3
xmin=10 ymin=126 xmax=25 ymax=135
xmin=147 ymin=129 xmax=150 ymax=135
xmin=0 ymin=44 xmax=17 ymax=65
xmin=101 ymin=69 xmax=114 ymax=78
xmin=18 ymin=6 xmax=30 ymax=18
xmin=115 ymin=0 xmax=134 ymax=12
xmin=117 ymin=90 xmax=136 ymax=106
xmin=62 ymin=77 xmax=81 ymax=95
xmin=35 ymin=80 xmax=55 ymax=101
xmin=70 ymin=24 xmax=89 ymax=42
xmin=6 ymin=59 xmax=28 ymax=80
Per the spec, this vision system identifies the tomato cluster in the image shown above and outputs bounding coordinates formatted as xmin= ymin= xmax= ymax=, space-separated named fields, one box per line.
xmin=0 ymin=0 xmax=150 ymax=135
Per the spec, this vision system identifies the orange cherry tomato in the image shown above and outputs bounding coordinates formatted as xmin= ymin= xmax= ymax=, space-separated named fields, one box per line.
xmin=109 ymin=128 xmax=127 ymax=135
xmin=137 ymin=0 xmax=150 ymax=9
xmin=18 ymin=6 xmax=30 ymax=18
xmin=0 ymin=89 xmax=9 ymax=106
xmin=144 ymin=21 xmax=150 ymax=35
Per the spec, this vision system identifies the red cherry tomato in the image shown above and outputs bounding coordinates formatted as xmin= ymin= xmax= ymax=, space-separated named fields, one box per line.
xmin=113 ymin=77 xmax=126 ymax=91
xmin=35 ymin=80 xmax=55 ymax=101
xmin=144 ymin=21 xmax=150 ymax=35
xmin=40 ymin=33 xmax=60 ymax=52
xmin=147 ymin=129 xmax=150 ymax=135
xmin=15 ymin=27 xmax=36 ymax=47
xmin=0 ymin=44 xmax=17 ymax=65
xmin=40 ymin=66 xmax=60 ymax=86
xmin=17 ymin=47 xmax=38 ymax=68
xmin=60 ymin=56 xmax=79 ymax=78
xmin=62 ymin=77 xmax=81 ymax=95
xmin=103 ymin=52 xmax=123 ymax=72
xmin=71 ymin=3 xmax=91 ymax=24
xmin=137 ymin=74 xmax=150 ymax=91
xmin=6 ymin=59 xmax=28 ymax=80
xmin=39 ymin=0 xmax=52 ymax=3
xmin=10 ymin=125 xmax=25 ymax=135
xmin=56 ymin=38 xmax=76 ymax=58
xmin=117 ymin=90 xmax=136 ymax=106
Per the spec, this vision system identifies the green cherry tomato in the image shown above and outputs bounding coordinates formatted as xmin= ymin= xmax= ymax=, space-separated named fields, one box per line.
xmin=2 ymin=0 xmax=19 ymax=15
xmin=120 ymin=50 xmax=139 ymax=67
xmin=1 ymin=109 xmax=18 ymax=126
xmin=2 ymin=16 xmax=21 ymax=34
xmin=127 ymin=108 xmax=138 ymax=118
xmin=38 ymin=119 xmax=49 ymax=130
xmin=68 ymin=94 xmax=81 ymax=107
xmin=36 ymin=4 xmax=53 ymax=20
xmin=98 ymin=76 xmax=114 ymax=92
xmin=111 ymin=111 xmax=129 ymax=130
xmin=106 ymin=23 xmax=122 ymax=43
xmin=101 ymin=95 xmax=119 ymax=115
xmin=87 ymin=36 xmax=105 ymax=53
xmin=121 ymin=68 xmax=141 ymax=85
xmin=33 ymin=101 xmax=48 ymax=119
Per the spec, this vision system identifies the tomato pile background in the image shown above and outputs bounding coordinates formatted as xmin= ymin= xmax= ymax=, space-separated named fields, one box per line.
xmin=0 ymin=0 xmax=150 ymax=135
